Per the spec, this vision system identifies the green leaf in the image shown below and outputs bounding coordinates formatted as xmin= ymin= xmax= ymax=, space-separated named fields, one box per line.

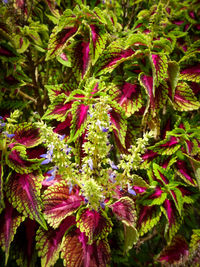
xmin=124 ymin=225 xmax=139 ymax=254
xmin=168 ymin=61 xmax=180 ymax=100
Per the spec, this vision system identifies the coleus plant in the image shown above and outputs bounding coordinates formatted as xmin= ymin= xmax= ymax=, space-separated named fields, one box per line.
xmin=0 ymin=0 xmax=200 ymax=266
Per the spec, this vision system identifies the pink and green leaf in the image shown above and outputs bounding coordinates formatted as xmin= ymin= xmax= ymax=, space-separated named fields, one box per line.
xmin=89 ymin=23 xmax=108 ymax=64
xmin=76 ymin=208 xmax=112 ymax=244
xmin=109 ymin=103 xmax=127 ymax=147
xmin=46 ymin=25 xmax=78 ymax=60
xmin=151 ymin=53 xmax=168 ymax=87
xmin=0 ymin=201 xmax=25 ymax=265
xmin=36 ymin=216 xmax=76 ymax=267
xmin=71 ymin=39 xmax=91 ymax=80
xmin=157 ymin=235 xmax=188 ymax=264
xmin=5 ymin=172 xmax=47 ymax=229
xmin=138 ymin=205 xmax=162 ymax=236
xmin=149 ymin=136 xmax=181 ymax=155
xmin=180 ymin=64 xmax=200 ymax=82
xmin=162 ymin=199 xmax=182 ymax=242
xmin=6 ymin=148 xmax=41 ymax=174
xmin=95 ymin=40 xmax=135 ymax=75
xmin=61 ymin=229 xmax=84 ymax=267
xmin=10 ymin=123 xmax=41 ymax=148
xmin=109 ymin=82 xmax=142 ymax=117
xmin=61 ymin=230 xmax=110 ymax=267
xmin=176 ymin=160 xmax=197 ymax=186
xmin=69 ymin=102 xmax=89 ymax=142
xmin=110 ymin=197 xmax=137 ymax=227
xmin=43 ymin=181 xmax=84 ymax=228
xmin=139 ymin=73 xmax=155 ymax=109
xmin=171 ymin=81 xmax=200 ymax=111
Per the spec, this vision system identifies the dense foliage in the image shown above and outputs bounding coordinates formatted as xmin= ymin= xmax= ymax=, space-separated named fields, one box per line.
xmin=0 ymin=0 xmax=200 ymax=266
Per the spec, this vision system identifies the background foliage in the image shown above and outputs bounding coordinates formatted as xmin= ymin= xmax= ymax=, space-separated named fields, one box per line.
xmin=0 ymin=0 xmax=200 ymax=266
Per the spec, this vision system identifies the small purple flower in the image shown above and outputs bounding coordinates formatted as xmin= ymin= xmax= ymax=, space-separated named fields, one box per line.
xmin=40 ymin=145 xmax=54 ymax=165
xmin=102 ymin=127 xmax=108 ymax=132
xmin=128 ymin=188 xmax=136 ymax=195
xmin=100 ymin=201 xmax=105 ymax=209
xmin=46 ymin=166 xmax=58 ymax=180
xmin=109 ymin=172 xmax=116 ymax=182
xmin=0 ymin=122 xmax=6 ymax=127
xmin=69 ymin=183 xmax=73 ymax=194
xmin=65 ymin=145 xmax=71 ymax=155
xmin=110 ymin=161 xmax=118 ymax=170
xmin=59 ymin=134 xmax=66 ymax=141
xmin=88 ymin=158 xmax=93 ymax=170
xmin=4 ymin=132 xmax=15 ymax=138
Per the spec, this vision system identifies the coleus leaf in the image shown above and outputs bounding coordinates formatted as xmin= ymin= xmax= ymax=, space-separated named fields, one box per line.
xmin=42 ymin=95 xmax=72 ymax=122
xmin=95 ymin=39 xmax=135 ymax=75
xmin=132 ymin=174 xmax=149 ymax=194
xmin=161 ymin=199 xmax=182 ymax=242
xmin=9 ymin=219 xmax=38 ymax=267
xmin=0 ymin=163 xmax=3 ymax=210
xmin=5 ymin=172 xmax=47 ymax=229
xmin=42 ymin=181 xmax=84 ymax=228
xmin=123 ymin=225 xmax=139 ymax=254
xmin=71 ymin=38 xmax=91 ymax=80
xmin=139 ymin=73 xmax=155 ymax=108
xmin=188 ymin=229 xmax=200 ymax=264
xmin=138 ymin=205 xmax=162 ymax=236
xmin=157 ymin=235 xmax=188 ymax=265
xmin=6 ymin=147 xmax=41 ymax=174
xmin=170 ymin=81 xmax=200 ymax=111
xmin=149 ymin=136 xmax=181 ymax=155
xmin=109 ymin=102 xmax=127 ymax=148
xmin=150 ymin=53 xmax=168 ymax=87
xmin=46 ymin=17 xmax=78 ymax=60
xmin=89 ymin=23 xmax=108 ymax=65
xmin=61 ymin=229 xmax=84 ymax=267
xmin=61 ymin=229 xmax=110 ymax=267
xmin=0 ymin=200 xmax=25 ymax=265
xmin=168 ymin=61 xmax=180 ymax=100
xmin=69 ymin=101 xmax=89 ymax=142
xmin=110 ymin=197 xmax=137 ymax=228
xmin=76 ymin=208 xmax=112 ymax=244
xmin=180 ymin=64 xmax=200 ymax=83
xmin=141 ymin=187 xmax=167 ymax=206
xmin=9 ymin=123 xmax=41 ymax=148
xmin=176 ymin=160 xmax=197 ymax=186
xmin=109 ymin=82 xmax=142 ymax=117
xmin=36 ymin=216 xmax=76 ymax=267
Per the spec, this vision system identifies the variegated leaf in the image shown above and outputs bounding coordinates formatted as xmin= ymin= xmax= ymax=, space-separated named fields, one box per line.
xmin=43 ymin=181 xmax=84 ymax=228
xmin=89 ymin=23 xmax=108 ymax=64
xmin=110 ymin=197 xmax=137 ymax=227
xmin=162 ymin=200 xmax=182 ymax=242
xmin=138 ymin=205 xmax=162 ymax=236
xmin=69 ymin=102 xmax=89 ymax=142
xmin=0 ymin=201 xmax=25 ymax=265
xmin=157 ymin=235 xmax=188 ymax=265
xmin=149 ymin=136 xmax=181 ymax=155
xmin=76 ymin=208 xmax=112 ymax=244
xmin=6 ymin=148 xmax=41 ymax=174
xmin=151 ymin=53 xmax=168 ymax=87
xmin=172 ymin=81 xmax=200 ymax=111
xmin=10 ymin=123 xmax=42 ymax=148
xmin=95 ymin=40 xmax=135 ymax=75
xmin=5 ymin=172 xmax=47 ymax=229
xmin=61 ymin=230 xmax=110 ymax=267
xmin=180 ymin=64 xmax=200 ymax=82
xmin=36 ymin=216 xmax=76 ymax=267
xmin=109 ymin=82 xmax=142 ymax=117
